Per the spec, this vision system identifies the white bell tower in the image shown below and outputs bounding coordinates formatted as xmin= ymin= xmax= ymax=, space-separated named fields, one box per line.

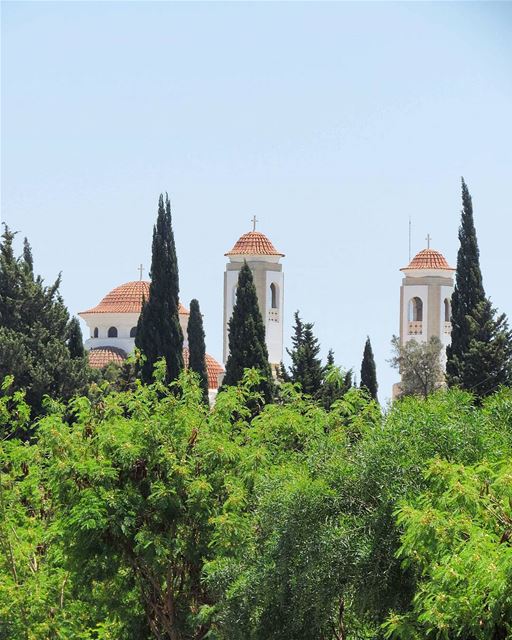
xmin=223 ymin=219 xmax=285 ymax=372
xmin=399 ymin=242 xmax=455 ymax=353
xmin=392 ymin=242 xmax=455 ymax=398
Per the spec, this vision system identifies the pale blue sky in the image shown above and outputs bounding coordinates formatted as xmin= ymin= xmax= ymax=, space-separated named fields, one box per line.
xmin=2 ymin=1 xmax=511 ymax=402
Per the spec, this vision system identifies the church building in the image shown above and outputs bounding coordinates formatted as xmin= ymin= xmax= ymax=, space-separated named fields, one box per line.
xmin=78 ymin=221 xmax=285 ymax=397
xmin=78 ymin=280 xmax=224 ymax=402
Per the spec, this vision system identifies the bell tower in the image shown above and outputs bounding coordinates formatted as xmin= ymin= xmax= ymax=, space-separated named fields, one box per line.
xmin=392 ymin=243 xmax=455 ymax=398
xmin=223 ymin=220 xmax=285 ymax=372
xmin=399 ymin=244 xmax=455 ymax=354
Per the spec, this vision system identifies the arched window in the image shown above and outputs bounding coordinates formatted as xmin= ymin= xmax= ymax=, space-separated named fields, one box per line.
xmin=130 ymin=326 xmax=137 ymax=338
xmin=444 ymin=298 xmax=451 ymax=323
xmin=408 ymin=297 xmax=423 ymax=322
xmin=270 ymin=283 xmax=278 ymax=309
xmin=93 ymin=327 xmax=99 ymax=338
xmin=108 ymin=326 xmax=118 ymax=338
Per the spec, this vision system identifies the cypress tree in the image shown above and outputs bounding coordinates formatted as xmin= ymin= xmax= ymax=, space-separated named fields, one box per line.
xmin=222 ymin=262 xmax=272 ymax=401
xmin=187 ymin=298 xmax=209 ymax=404
xmin=0 ymin=226 xmax=89 ymax=419
xmin=285 ymin=311 xmax=324 ymax=396
xmin=68 ymin=317 xmax=85 ymax=359
xmin=446 ymin=179 xmax=512 ymax=396
xmin=23 ymin=237 xmax=33 ymax=273
xmin=360 ymin=336 xmax=378 ymax=400
xmin=136 ymin=193 xmax=183 ymax=385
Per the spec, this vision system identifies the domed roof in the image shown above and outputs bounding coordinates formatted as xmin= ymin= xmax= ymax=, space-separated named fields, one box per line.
xmin=80 ymin=280 xmax=189 ymax=315
xmin=87 ymin=345 xmax=224 ymax=389
xmin=401 ymin=248 xmax=454 ymax=271
xmin=88 ymin=346 xmax=127 ymax=368
xmin=225 ymin=231 xmax=284 ymax=257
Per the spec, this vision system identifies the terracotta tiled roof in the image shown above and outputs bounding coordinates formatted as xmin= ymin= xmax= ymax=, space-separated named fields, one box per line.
xmin=80 ymin=281 xmax=189 ymax=315
xmin=87 ymin=345 xmax=224 ymax=389
xmin=401 ymin=249 xmax=454 ymax=271
xmin=225 ymin=231 xmax=284 ymax=257
xmin=88 ymin=346 xmax=128 ymax=368
xmin=183 ymin=347 xmax=224 ymax=389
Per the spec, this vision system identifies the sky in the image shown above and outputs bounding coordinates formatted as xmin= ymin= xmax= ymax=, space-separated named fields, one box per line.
xmin=2 ymin=1 xmax=511 ymax=403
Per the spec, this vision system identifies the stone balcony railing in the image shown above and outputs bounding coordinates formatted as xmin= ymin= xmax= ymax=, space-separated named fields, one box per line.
xmin=408 ymin=321 xmax=423 ymax=335
xmin=444 ymin=321 xmax=452 ymax=335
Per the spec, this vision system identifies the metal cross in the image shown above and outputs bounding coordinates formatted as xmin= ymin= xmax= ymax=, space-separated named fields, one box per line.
xmin=252 ymin=215 xmax=258 ymax=231
xmin=138 ymin=264 xmax=144 ymax=281
xmin=426 ymin=233 xmax=432 ymax=249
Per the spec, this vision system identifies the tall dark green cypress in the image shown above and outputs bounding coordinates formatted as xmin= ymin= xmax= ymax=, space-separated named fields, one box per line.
xmin=360 ymin=336 xmax=378 ymax=400
xmin=23 ymin=237 xmax=33 ymax=274
xmin=136 ymin=193 xmax=183 ymax=385
xmin=68 ymin=317 xmax=85 ymax=359
xmin=446 ymin=178 xmax=512 ymax=396
xmin=222 ymin=263 xmax=272 ymax=401
xmin=187 ymin=299 xmax=209 ymax=404
xmin=285 ymin=311 xmax=324 ymax=396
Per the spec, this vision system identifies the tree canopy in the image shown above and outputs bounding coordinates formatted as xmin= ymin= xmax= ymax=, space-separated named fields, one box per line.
xmin=2 ymin=365 xmax=511 ymax=639
xmin=0 ymin=227 xmax=89 ymax=420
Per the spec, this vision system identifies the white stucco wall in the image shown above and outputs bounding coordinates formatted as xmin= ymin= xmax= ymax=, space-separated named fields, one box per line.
xmin=265 ymin=270 xmax=284 ymax=365
xmin=401 ymin=284 xmax=428 ymax=345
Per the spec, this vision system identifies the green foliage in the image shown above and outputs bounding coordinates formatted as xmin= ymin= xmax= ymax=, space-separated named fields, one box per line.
xmin=360 ymin=336 xmax=378 ymax=401
xmin=390 ymin=335 xmax=443 ymax=398
xmin=187 ymin=299 xmax=209 ymax=404
xmin=0 ymin=226 xmax=89 ymax=419
xmin=222 ymin=263 xmax=273 ymax=402
xmin=320 ymin=359 xmax=353 ymax=410
xmin=285 ymin=311 xmax=324 ymax=397
xmin=386 ymin=457 xmax=512 ymax=639
xmin=136 ymin=193 xmax=184 ymax=385
xmin=68 ymin=316 xmax=85 ymax=359
xmin=447 ymin=178 xmax=512 ymax=397
xmin=1 ymin=368 xmax=512 ymax=639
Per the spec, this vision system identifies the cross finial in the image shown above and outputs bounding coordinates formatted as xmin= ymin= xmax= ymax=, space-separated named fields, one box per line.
xmin=251 ymin=215 xmax=258 ymax=232
xmin=138 ymin=263 xmax=144 ymax=281
xmin=426 ymin=233 xmax=432 ymax=249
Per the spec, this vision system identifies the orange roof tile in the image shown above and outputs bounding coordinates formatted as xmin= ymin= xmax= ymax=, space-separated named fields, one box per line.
xmin=225 ymin=231 xmax=284 ymax=257
xmin=80 ymin=280 xmax=189 ymax=315
xmin=88 ymin=346 xmax=128 ymax=368
xmin=87 ymin=345 xmax=224 ymax=389
xmin=401 ymin=249 xmax=454 ymax=271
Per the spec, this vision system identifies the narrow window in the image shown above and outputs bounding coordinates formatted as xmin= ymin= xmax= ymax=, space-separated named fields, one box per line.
xmin=130 ymin=326 xmax=137 ymax=338
xmin=93 ymin=327 xmax=99 ymax=338
xmin=108 ymin=326 xmax=118 ymax=338
xmin=444 ymin=298 xmax=450 ymax=323
xmin=408 ymin=297 xmax=423 ymax=322
xmin=270 ymin=283 xmax=278 ymax=309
